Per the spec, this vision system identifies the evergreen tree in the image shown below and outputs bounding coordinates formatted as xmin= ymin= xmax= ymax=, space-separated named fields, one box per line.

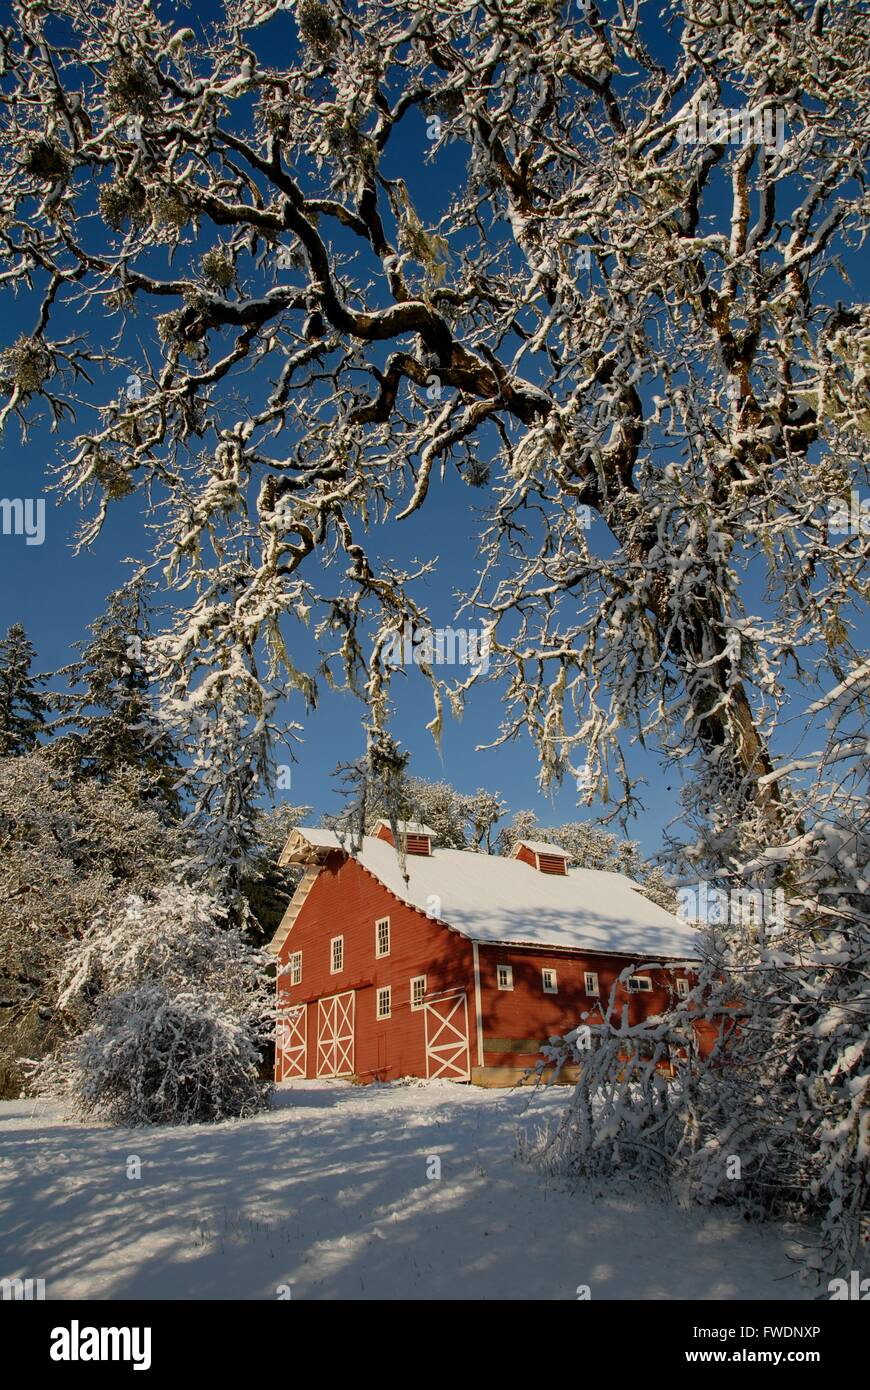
xmin=0 ymin=622 xmax=49 ymax=756
xmin=51 ymin=582 xmax=181 ymax=817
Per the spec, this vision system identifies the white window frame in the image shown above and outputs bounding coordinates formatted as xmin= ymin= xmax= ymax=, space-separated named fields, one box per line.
xmin=330 ymin=935 xmax=344 ymax=975
xmin=542 ymin=968 xmax=558 ymax=994
xmin=628 ymin=975 xmax=653 ymax=993
xmin=376 ymin=985 xmax=391 ymax=1020
xmin=676 ymin=977 xmax=690 ymax=1000
xmin=375 ymin=915 xmax=391 ymax=958
xmin=497 ymin=964 xmax=513 ymax=991
xmin=289 ymin=951 xmax=302 ymax=987
xmin=410 ymin=975 xmax=426 ymax=1011
xmin=584 ymin=971 xmax=599 ymax=996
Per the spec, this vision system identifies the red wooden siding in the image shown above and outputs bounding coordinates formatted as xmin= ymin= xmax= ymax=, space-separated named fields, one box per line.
xmin=276 ymin=852 xmax=474 ymax=1082
xmin=477 ymin=942 xmax=694 ymax=1069
xmin=514 ymin=843 xmax=537 ymax=870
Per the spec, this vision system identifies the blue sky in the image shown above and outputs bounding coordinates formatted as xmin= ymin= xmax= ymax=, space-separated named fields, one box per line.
xmin=0 ymin=0 xmax=866 ymax=858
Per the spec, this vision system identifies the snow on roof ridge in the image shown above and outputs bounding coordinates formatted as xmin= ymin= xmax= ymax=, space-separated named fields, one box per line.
xmin=282 ymin=826 xmax=699 ymax=959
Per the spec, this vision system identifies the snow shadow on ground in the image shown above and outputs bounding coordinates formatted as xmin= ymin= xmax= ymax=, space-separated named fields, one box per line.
xmin=0 ymin=1083 xmax=809 ymax=1300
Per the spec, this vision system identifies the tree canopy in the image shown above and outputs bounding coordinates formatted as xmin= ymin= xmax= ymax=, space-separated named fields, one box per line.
xmin=1 ymin=0 xmax=866 ymax=872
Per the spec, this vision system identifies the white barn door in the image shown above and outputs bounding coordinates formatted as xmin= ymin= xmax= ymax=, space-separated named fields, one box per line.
xmin=276 ymin=1004 xmax=307 ymax=1080
xmin=424 ymin=991 xmax=471 ymax=1081
xmin=316 ymin=991 xmax=355 ymax=1077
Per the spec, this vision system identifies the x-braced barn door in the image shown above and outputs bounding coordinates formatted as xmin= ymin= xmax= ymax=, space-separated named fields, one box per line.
xmin=316 ymin=990 xmax=355 ymax=1077
xmin=424 ymin=991 xmax=471 ymax=1081
xmin=276 ymin=1004 xmax=307 ymax=1080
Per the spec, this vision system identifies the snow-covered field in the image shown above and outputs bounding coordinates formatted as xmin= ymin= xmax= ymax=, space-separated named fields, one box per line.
xmin=0 ymin=1080 xmax=810 ymax=1300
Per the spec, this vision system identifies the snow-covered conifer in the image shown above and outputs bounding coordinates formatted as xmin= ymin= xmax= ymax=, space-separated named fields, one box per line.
xmin=0 ymin=623 xmax=49 ymax=756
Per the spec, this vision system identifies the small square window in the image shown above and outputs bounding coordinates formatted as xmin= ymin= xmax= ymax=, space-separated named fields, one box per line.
xmin=628 ymin=975 xmax=652 ymax=993
xmin=584 ymin=971 xmax=599 ymax=996
xmin=410 ymin=976 xmax=426 ymax=1010
xmin=330 ymin=936 xmax=344 ymax=974
xmin=542 ymin=968 xmax=558 ymax=994
xmin=289 ymin=951 xmax=302 ymax=987
xmin=375 ymin=917 xmax=390 ymax=958
xmin=377 ymin=986 xmax=391 ymax=1020
xmin=676 ymin=977 xmax=690 ymax=999
xmin=497 ymin=964 xmax=513 ymax=991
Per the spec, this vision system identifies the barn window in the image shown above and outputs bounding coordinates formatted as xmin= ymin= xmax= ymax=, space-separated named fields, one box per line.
xmin=377 ymin=986 xmax=391 ymax=1020
xmin=375 ymin=916 xmax=391 ymax=958
xmin=289 ymin=951 xmax=302 ymax=986
xmin=330 ymin=936 xmax=344 ymax=974
xmin=677 ymin=977 xmax=690 ymax=999
xmin=628 ymin=975 xmax=652 ymax=992
xmin=584 ymin=971 xmax=599 ymax=996
xmin=410 ymin=976 xmax=426 ymax=1010
xmin=497 ymin=964 xmax=513 ymax=991
xmin=542 ymin=968 xmax=557 ymax=994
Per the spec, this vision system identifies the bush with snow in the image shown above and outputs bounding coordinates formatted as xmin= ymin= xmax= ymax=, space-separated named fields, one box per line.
xmin=0 ymin=752 xmax=178 ymax=1097
xmin=36 ymin=883 xmax=272 ymax=1125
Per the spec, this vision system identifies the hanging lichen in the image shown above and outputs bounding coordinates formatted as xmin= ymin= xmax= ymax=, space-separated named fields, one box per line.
xmin=105 ymin=55 xmax=158 ymax=115
xmin=91 ymin=449 xmax=136 ymax=500
xmin=200 ymin=248 xmax=234 ymax=291
xmin=0 ymin=335 xmax=54 ymax=396
xmin=99 ymin=177 xmax=147 ymax=231
xmin=296 ymin=0 xmax=338 ymax=59
xmin=21 ymin=139 xmax=69 ymax=182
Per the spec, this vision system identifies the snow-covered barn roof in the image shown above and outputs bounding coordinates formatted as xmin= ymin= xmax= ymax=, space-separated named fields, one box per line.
xmin=274 ymin=827 xmax=699 ymax=960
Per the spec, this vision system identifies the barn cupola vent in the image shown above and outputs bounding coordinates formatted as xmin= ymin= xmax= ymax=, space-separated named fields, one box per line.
xmin=511 ymin=840 xmax=570 ymax=876
xmin=373 ymin=819 xmax=436 ymax=856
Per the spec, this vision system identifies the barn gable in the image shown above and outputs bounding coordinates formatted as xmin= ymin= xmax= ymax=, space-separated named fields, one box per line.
xmin=274 ymin=848 xmax=475 ymax=1083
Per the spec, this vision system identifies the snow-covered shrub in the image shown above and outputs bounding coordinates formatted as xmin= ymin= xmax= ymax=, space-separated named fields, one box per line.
xmin=0 ymin=752 xmax=178 ymax=1097
xmin=36 ymin=883 xmax=272 ymax=1125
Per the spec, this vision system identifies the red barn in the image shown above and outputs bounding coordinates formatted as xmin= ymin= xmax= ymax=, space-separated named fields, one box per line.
xmin=270 ymin=821 xmax=702 ymax=1086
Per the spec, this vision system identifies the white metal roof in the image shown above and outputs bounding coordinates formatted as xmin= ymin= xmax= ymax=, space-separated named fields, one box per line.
xmin=280 ymin=827 xmax=699 ymax=959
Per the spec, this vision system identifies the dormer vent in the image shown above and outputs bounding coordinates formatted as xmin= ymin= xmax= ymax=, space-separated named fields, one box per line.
xmin=373 ymin=819 xmax=435 ymax=856
xmin=511 ymin=840 xmax=569 ymax=876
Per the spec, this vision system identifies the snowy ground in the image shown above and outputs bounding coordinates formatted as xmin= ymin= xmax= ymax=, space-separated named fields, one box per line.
xmin=0 ymin=1080 xmax=810 ymax=1300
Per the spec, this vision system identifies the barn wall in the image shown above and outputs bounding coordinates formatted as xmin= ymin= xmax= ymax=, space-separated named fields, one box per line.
xmin=477 ymin=941 xmax=695 ymax=1071
xmin=276 ymin=852 xmax=474 ymax=1082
